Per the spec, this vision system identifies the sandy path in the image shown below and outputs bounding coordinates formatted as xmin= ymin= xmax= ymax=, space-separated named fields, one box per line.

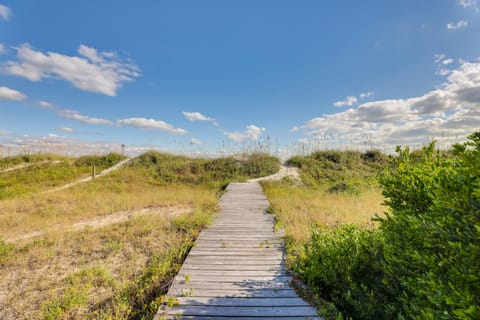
xmin=0 ymin=160 xmax=61 ymax=173
xmin=6 ymin=205 xmax=192 ymax=243
xmin=43 ymin=158 xmax=132 ymax=194
xmin=248 ymin=164 xmax=301 ymax=182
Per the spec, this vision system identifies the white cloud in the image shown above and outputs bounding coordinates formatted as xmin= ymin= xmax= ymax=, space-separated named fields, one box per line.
xmin=116 ymin=117 xmax=188 ymax=135
xmin=447 ymin=20 xmax=468 ymax=29
xmin=190 ymin=138 xmax=201 ymax=145
xmin=334 ymin=96 xmax=357 ymax=107
xmin=293 ymin=57 xmax=480 ymax=152
xmin=0 ymin=4 xmax=11 ymax=21
xmin=4 ymin=44 xmax=140 ymax=96
xmin=442 ymin=58 xmax=454 ymax=65
xmin=182 ymin=111 xmax=218 ymax=125
xmin=359 ymin=92 xmax=374 ymax=99
xmin=224 ymin=125 xmax=266 ymax=142
xmin=435 ymin=53 xmax=446 ymax=63
xmin=0 ymin=43 xmax=6 ymax=54
xmin=38 ymin=101 xmax=54 ymax=109
xmin=0 ymin=86 xmax=27 ymax=100
xmin=57 ymin=127 xmax=74 ymax=133
xmin=457 ymin=0 xmax=477 ymax=7
xmin=57 ymin=109 xmax=113 ymax=125
xmin=436 ymin=69 xmax=451 ymax=76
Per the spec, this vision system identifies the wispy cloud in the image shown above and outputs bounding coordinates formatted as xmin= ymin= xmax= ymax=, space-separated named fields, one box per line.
xmin=334 ymin=96 xmax=357 ymax=107
xmin=38 ymin=101 xmax=54 ymax=109
xmin=359 ymin=92 xmax=374 ymax=99
xmin=292 ymin=57 xmax=480 ymax=151
xmin=116 ymin=117 xmax=188 ymax=135
xmin=0 ymin=86 xmax=27 ymax=100
xmin=182 ymin=111 xmax=218 ymax=125
xmin=0 ymin=4 xmax=11 ymax=21
xmin=57 ymin=109 xmax=113 ymax=125
xmin=190 ymin=138 xmax=201 ymax=145
xmin=4 ymin=44 xmax=140 ymax=96
xmin=0 ymin=43 xmax=6 ymax=54
xmin=224 ymin=125 xmax=266 ymax=142
xmin=447 ymin=20 xmax=468 ymax=29
xmin=57 ymin=127 xmax=74 ymax=133
xmin=457 ymin=0 xmax=477 ymax=7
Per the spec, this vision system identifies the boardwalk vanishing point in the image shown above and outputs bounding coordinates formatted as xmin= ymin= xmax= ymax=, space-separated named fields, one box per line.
xmin=155 ymin=182 xmax=320 ymax=319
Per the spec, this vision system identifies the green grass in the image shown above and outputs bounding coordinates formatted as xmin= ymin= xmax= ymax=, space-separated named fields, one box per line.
xmin=0 ymin=153 xmax=126 ymax=200
xmin=0 ymin=153 xmax=66 ymax=170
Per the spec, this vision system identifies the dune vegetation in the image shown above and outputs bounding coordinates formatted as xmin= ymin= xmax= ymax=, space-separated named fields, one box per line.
xmin=262 ymin=133 xmax=480 ymax=320
xmin=0 ymin=151 xmax=279 ymax=319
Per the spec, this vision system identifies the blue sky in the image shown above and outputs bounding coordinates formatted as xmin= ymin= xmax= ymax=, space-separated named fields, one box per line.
xmin=1 ymin=1 xmax=480 ymax=157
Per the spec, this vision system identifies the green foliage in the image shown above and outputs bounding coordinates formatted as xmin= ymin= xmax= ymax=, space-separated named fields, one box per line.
xmin=0 ymin=153 xmax=126 ymax=199
xmin=287 ymin=150 xmax=389 ymax=190
xmin=293 ymin=225 xmax=391 ymax=320
xmin=0 ymin=153 xmax=64 ymax=170
xmin=378 ymin=133 xmax=480 ymax=319
xmin=130 ymin=151 xmax=280 ymax=187
xmin=73 ymin=153 xmax=126 ymax=170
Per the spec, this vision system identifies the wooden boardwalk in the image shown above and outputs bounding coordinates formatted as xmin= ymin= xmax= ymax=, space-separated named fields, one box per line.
xmin=155 ymin=182 xmax=320 ymax=319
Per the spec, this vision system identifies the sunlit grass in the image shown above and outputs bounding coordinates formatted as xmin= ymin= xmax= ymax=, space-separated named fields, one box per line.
xmin=262 ymin=180 xmax=385 ymax=244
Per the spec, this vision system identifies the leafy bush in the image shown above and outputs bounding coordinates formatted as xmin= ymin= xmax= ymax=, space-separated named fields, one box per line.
xmin=379 ymin=133 xmax=480 ymax=319
xmin=74 ymin=153 xmax=125 ymax=169
xmin=293 ymin=225 xmax=391 ymax=320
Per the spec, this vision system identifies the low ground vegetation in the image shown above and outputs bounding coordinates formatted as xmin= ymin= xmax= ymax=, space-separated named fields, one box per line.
xmin=0 ymin=151 xmax=279 ymax=319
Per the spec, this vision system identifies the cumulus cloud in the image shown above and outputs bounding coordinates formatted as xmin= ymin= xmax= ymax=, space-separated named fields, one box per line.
xmin=116 ymin=117 xmax=187 ymax=135
xmin=447 ymin=20 xmax=468 ymax=29
xmin=38 ymin=101 xmax=54 ymax=109
xmin=57 ymin=109 xmax=113 ymax=125
xmin=334 ymin=96 xmax=357 ymax=107
xmin=224 ymin=125 xmax=266 ymax=142
xmin=4 ymin=44 xmax=140 ymax=96
xmin=442 ymin=58 xmax=454 ymax=65
xmin=292 ymin=57 xmax=480 ymax=152
xmin=0 ymin=4 xmax=11 ymax=20
xmin=0 ymin=86 xmax=26 ymax=100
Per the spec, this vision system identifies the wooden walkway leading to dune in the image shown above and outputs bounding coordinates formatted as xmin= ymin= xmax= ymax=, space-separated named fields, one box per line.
xmin=155 ymin=182 xmax=320 ymax=320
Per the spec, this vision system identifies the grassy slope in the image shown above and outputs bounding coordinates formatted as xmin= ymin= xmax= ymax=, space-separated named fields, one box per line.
xmin=0 ymin=151 xmax=279 ymax=319
xmin=262 ymin=150 xmax=388 ymax=245
xmin=0 ymin=153 xmax=126 ymax=200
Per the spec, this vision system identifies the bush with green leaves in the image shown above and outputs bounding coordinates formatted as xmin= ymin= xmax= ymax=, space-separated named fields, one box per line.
xmin=379 ymin=132 xmax=480 ymax=319
xmin=293 ymin=225 xmax=391 ymax=320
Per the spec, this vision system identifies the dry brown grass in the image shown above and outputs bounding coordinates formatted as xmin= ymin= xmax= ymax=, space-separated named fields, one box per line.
xmin=0 ymin=212 xmax=208 ymax=319
xmin=262 ymin=180 xmax=385 ymax=244
xmin=0 ymin=167 xmax=217 ymax=240
xmin=0 ymin=166 xmax=218 ymax=319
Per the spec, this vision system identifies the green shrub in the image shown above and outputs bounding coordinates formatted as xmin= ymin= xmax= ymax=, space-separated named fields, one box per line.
xmin=378 ymin=133 xmax=480 ymax=319
xmin=294 ymin=225 xmax=391 ymax=320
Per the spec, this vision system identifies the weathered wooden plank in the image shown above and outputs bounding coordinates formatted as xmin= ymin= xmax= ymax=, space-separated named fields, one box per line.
xmin=166 ymin=306 xmax=319 ymax=317
xmin=167 ymin=288 xmax=299 ymax=298
xmin=174 ymin=275 xmax=291 ymax=283
xmin=178 ymin=270 xmax=287 ymax=277
xmin=181 ymin=264 xmax=284 ymax=271
xmin=173 ymin=280 xmax=292 ymax=290
xmin=165 ymin=317 xmax=321 ymax=320
xmin=175 ymin=297 xmax=310 ymax=307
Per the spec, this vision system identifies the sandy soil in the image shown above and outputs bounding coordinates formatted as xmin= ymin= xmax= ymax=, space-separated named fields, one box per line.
xmin=5 ymin=205 xmax=192 ymax=243
xmin=248 ymin=164 xmax=301 ymax=182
